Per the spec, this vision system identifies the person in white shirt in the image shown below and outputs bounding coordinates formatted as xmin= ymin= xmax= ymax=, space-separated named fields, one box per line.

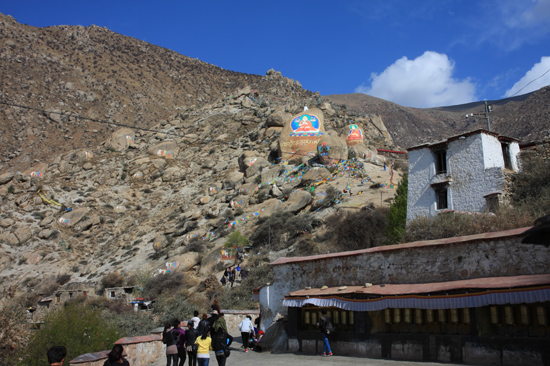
xmin=238 ymin=315 xmax=254 ymax=352
xmin=189 ymin=310 xmax=200 ymax=330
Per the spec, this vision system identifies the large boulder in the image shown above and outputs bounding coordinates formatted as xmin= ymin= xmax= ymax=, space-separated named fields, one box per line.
xmin=148 ymin=141 xmax=179 ymax=159
xmin=278 ymin=108 xmax=325 ymax=162
xmin=300 ymin=167 xmax=331 ymax=185
xmin=24 ymin=163 xmax=48 ymax=178
xmin=352 ymin=143 xmax=386 ymax=166
xmin=171 ymin=252 xmax=201 ymax=272
xmin=368 ymin=114 xmax=394 ymax=145
xmin=266 ymin=109 xmax=289 ymax=128
xmin=0 ymin=172 xmax=15 ymax=185
xmin=317 ymin=135 xmax=348 ymax=165
xmin=283 ymin=191 xmax=312 ymax=213
xmin=225 ymin=171 xmax=244 ymax=190
xmin=238 ymin=183 xmax=259 ymax=196
xmin=0 ymin=231 xmax=19 ymax=246
xmin=14 ymin=226 xmax=32 ymax=245
xmin=0 ymin=218 xmax=14 ymax=228
xmin=230 ymin=196 xmax=250 ymax=210
xmin=57 ymin=208 xmax=89 ymax=228
xmin=75 ymin=150 xmax=94 ymax=162
xmin=259 ymin=199 xmax=283 ymax=218
xmin=238 ymin=151 xmax=270 ymax=178
xmin=261 ymin=165 xmax=284 ymax=184
xmin=110 ymin=128 xmax=135 ymax=150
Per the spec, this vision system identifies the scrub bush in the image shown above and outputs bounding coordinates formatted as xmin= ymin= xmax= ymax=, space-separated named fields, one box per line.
xmin=325 ymin=205 xmax=389 ymax=251
xmin=21 ymin=303 xmax=119 ymax=366
xmin=218 ymin=265 xmax=273 ymax=309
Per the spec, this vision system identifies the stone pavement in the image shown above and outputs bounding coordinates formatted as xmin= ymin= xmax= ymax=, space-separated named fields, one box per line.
xmin=153 ymin=332 xmax=463 ymax=366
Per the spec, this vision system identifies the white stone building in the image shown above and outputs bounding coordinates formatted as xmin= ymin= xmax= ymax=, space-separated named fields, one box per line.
xmin=406 ymin=129 xmax=520 ymax=221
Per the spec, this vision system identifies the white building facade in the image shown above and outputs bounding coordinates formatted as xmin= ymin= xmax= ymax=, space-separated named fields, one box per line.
xmin=406 ymin=130 xmax=520 ymax=221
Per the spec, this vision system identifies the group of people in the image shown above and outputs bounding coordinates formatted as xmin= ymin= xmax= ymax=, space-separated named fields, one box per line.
xmin=162 ymin=299 xmax=262 ymax=366
xmin=220 ymin=266 xmax=247 ymax=287
xmin=47 ymin=298 xmax=266 ymax=366
xmin=163 ymin=309 xmax=231 ymax=366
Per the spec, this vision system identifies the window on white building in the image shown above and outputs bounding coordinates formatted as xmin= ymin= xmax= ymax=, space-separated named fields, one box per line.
xmin=434 ymin=150 xmax=447 ymax=175
xmin=435 ymin=186 xmax=448 ymax=210
xmin=501 ymin=142 xmax=512 ymax=170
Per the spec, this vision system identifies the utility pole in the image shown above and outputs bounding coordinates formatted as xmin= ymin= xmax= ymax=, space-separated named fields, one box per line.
xmin=465 ymin=101 xmax=493 ymax=131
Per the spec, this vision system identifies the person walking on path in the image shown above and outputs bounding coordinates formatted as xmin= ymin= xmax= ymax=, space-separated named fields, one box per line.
xmin=172 ymin=320 xmax=187 ymax=366
xmin=163 ymin=322 xmax=179 ymax=366
xmin=194 ymin=330 xmax=213 ymax=366
xmin=212 ymin=331 xmax=231 ymax=366
xmin=317 ymin=310 xmax=333 ymax=356
xmin=238 ymin=315 xmax=254 ymax=352
xmin=212 ymin=312 xmax=228 ymax=337
xmin=185 ymin=322 xmax=198 ymax=366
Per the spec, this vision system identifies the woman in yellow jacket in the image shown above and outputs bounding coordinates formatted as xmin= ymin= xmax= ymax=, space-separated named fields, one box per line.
xmin=194 ymin=330 xmax=213 ymax=366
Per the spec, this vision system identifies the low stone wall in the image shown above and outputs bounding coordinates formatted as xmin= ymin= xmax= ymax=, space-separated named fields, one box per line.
xmin=70 ymin=335 xmax=162 ymax=366
xmin=222 ymin=309 xmax=260 ymax=332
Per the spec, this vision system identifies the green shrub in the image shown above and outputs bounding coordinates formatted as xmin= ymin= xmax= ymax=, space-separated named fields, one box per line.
xmin=224 ymin=230 xmax=249 ymax=249
xmin=385 ymin=174 xmax=408 ymax=244
xmin=21 ymin=303 xmax=119 ymax=366
xmin=510 ymin=155 xmax=550 ymax=217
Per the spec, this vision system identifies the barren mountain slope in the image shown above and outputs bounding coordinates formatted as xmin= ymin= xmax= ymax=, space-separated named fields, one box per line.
xmin=0 ymin=13 xmax=310 ymax=173
xmin=326 ymin=88 xmax=550 ymax=149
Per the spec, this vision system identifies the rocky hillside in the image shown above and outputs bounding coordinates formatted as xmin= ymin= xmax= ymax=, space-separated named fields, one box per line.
xmin=326 ymin=86 xmax=550 ymax=149
xmin=0 ymin=12 xmax=264 ymax=173
xmin=0 ymin=75 xmax=402 ymax=307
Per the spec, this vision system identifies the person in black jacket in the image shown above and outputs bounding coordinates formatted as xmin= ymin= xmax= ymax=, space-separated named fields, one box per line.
xmin=212 ymin=331 xmax=231 ymax=366
xmin=184 ymin=322 xmax=198 ymax=366
xmin=197 ymin=313 xmax=211 ymax=336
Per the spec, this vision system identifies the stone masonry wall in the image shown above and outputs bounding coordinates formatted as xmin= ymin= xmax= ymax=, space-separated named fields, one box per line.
xmin=268 ymin=228 xmax=549 ymax=320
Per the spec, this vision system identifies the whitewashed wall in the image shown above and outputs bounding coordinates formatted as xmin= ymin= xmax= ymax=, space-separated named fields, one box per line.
xmin=406 ymin=132 xmax=518 ymax=221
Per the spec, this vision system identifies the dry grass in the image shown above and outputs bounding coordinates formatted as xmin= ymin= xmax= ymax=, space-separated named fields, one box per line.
xmin=405 ymin=207 xmax=534 ymax=242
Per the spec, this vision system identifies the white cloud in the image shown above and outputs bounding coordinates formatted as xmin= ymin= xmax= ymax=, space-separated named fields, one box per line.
xmin=355 ymin=51 xmax=477 ymax=108
xmin=504 ymin=57 xmax=550 ymax=97
xmin=476 ymin=0 xmax=550 ymax=50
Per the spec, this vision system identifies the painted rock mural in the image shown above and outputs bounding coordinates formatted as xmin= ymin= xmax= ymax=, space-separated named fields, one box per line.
xmin=279 ymin=108 xmax=325 ymax=162
xmin=346 ymin=124 xmax=364 ymax=146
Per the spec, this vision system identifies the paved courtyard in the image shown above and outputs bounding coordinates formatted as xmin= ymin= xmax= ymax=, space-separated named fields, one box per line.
xmin=153 ymin=332 xmax=463 ymax=366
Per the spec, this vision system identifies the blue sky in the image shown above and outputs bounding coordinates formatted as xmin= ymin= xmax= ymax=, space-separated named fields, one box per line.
xmin=2 ymin=0 xmax=550 ymax=108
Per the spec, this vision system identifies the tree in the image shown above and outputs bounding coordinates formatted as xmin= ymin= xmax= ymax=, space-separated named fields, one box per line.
xmin=386 ymin=174 xmax=408 ymax=244
xmin=224 ymin=230 xmax=249 ymax=249
xmin=21 ymin=303 xmax=119 ymax=366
